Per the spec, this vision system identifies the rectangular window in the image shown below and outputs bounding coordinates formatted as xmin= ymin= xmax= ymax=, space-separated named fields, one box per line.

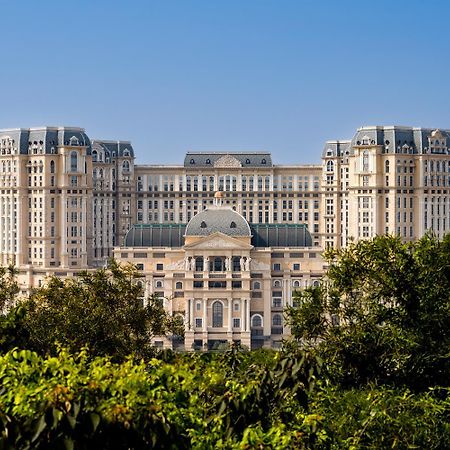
xmin=272 ymin=298 xmax=282 ymax=307
xmin=195 ymin=318 xmax=203 ymax=328
xmin=233 ymin=318 xmax=241 ymax=329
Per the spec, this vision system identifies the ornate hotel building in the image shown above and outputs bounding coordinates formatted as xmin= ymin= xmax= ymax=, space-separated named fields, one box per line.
xmin=0 ymin=124 xmax=448 ymax=348
xmin=115 ymin=194 xmax=324 ymax=350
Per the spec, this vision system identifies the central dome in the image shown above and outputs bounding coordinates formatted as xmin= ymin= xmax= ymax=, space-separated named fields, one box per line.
xmin=185 ymin=207 xmax=251 ymax=237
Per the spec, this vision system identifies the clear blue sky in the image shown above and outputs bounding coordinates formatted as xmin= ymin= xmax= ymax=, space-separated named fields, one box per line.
xmin=1 ymin=0 xmax=450 ymax=164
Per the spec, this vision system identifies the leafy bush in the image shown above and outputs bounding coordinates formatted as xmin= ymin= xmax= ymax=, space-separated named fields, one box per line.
xmin=0 ymin=347 xmax=325 ymax=449
xmin=312 ymin=385 xmax=450 ymax=449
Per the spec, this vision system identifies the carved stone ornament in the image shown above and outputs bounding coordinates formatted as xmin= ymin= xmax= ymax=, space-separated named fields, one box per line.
xmin=199 ymin=237 xmax=244 ymax=249
xmin=214 ymin=155 xmax=242 ymax=168
xmin=167 ymin=259 xmax=185 ymax=270
xmin=250 ymin=260 xmax=270 ymax=271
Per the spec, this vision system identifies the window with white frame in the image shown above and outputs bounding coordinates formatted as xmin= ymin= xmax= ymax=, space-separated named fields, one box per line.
xmin=212 ymin=301 xmax=223 ymax=328
xmin=251 ymin=314 xmax=263 ymax=328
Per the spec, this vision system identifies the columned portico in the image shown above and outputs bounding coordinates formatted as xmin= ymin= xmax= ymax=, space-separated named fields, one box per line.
xmin=117 ymin=197 xmax=320 ymax=351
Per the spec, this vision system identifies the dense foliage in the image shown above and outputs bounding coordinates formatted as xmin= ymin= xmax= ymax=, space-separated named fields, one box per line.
xmin=287 ymin=233 xmax=450 ymax=389
xmin=0 ymin=234 xmax=448 ymax=448
xmin=0 ymin=347 xmax=448 ymax=449
xmin=0 ymin=347 xmax=327 ymax=449
xmin=0 ymin=260 xmax=183 ymax=360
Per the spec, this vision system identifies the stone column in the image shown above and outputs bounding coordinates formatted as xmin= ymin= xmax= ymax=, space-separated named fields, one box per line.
xmin=246 ymin=298 xmax=250 ymax=332
xmin=203 ymin=299 xmax=207 ymax=332
xmin=228 ymin=299 xmax=232 ymax=332
xmin=190 ymin=298 xmax=194 ymax=329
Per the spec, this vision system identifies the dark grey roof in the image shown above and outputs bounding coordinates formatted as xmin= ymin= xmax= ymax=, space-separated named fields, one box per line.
xmin=322 ymin=140 xmax=351 ymax=158
xmin=251 ymin=224 xmax=312 ymax=247
xmin=124 ymin=224 xmax=186 ymax=247
xmin=184 ymin=152 xmax=272 ymax=168
xmin=0 ymin=127 xmax=91 ymax=155
xmin=92 ymin=140 xmax=134 ymax=158
xmin=185 ymin=207 xmax=251 ymax=237
xmin=124 ymin=222 xmax=312 ymax=248
xmin=337 ymin=126 xmax=450 ymax=156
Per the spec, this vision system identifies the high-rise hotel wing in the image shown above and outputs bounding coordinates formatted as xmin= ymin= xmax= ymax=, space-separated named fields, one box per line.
xmin=0 ymin=125 xmax=448 ymax=344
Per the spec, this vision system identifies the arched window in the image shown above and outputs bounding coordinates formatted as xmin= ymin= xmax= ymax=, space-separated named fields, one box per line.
xmin=272 ymin=314 xmax=282 ymax=327
xmin=292 ymin=280 xmax=301 ymax=288
xmin=212 ymin=301 xmax=223 ymax=328
xmin=200 ymin=221 xmax=207 ymax=228
xmin=69 ymin=136 xmax=79 ymax=146
xmin=261 ymin=158 xmax=266 ymax=164
xmin=50 ymin=160 xmax=55 ymax=174
xmin=326 ymin=160 xmax=334 ymax=172
xmin=385 ymin=160 xmax=390 ymax=173
xmin=92 ymin=150 xmax=97 ymax=162
xmin=206 ymin=159 xmax=211 ymax=164
xmin=273 ymin=280 xmax=281 ymax=288
xmin=70 ymin=151 xmax=78 ymax=172
xmin=123 ymin=149 xmax=130 ymax=156
xmin=313 ymin=280 xmax=320 ymax=287
xmin=122 ymin=160 xmax=130 ymax=171
xmin=253 ymin=281 xmax=261 ymax=290
xmin=245 ymin=158 xmax=250 ymax=164
xmin=155 ymin=280 xmax=163 ymax=288
xmin=251 ymin=314 xmax=263 ymax=328
xmin=230 ymin=221 xmax=236 ymax=228
xmin=190 ymin=159 xmax=195 ymax=164
xmin=175 ymin=281 xmax=183 ymax=290
xmin=362 ymin=151 xmax=369 ymax=172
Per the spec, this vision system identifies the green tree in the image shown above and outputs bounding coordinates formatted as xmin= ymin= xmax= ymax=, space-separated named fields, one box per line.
xmin=287 ymin=233 xmax=450 ymax=388
xmin=17 ymin=260 xmax=183 ymax=360
xmin=0 ymin=265 xmax=19 ymax=312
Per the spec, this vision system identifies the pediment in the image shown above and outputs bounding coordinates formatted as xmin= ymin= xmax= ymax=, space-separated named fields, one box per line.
xmin=214 ymin=155 xmax=242 ymax=168
xmin=184 ymin=232 xmax=253 ymax=250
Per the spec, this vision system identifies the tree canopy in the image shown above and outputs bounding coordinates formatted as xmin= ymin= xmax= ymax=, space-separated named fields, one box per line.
xmin=1 ymin=260 xmax=183 ymax=360
xmin=287 ymin=233 xmax=450 ymax=388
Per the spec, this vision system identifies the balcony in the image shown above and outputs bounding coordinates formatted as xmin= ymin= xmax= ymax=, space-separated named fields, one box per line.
xmin=208 ymin=281 xmax=227 ymax=289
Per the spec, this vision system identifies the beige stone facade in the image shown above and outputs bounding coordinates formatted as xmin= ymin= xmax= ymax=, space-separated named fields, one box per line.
xmin=0 ymin=124 xmax=449 ymax=313
xmin=114 ymin=199 xmax=324 ymax=350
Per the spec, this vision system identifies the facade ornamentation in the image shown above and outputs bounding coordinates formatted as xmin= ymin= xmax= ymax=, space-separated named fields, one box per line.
xmin=213 ymin=154 xmax=242 ymax=168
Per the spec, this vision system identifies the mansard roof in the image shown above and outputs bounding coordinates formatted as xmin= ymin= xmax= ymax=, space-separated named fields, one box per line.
xmin=324 ymin=126 xmax=450 ymax=157
xmin=124 ymin=224 xmax=186 ymax=247
xmin=184 ymin=152 xmax=272 ymax=168
xmin=0 ymin=126 xmax=92 ymax=155
xmin=251 ymin=223 xmax=312 ymax=247
xmin=92 ymin=140 xmax=134 ymax=158
xmin=350 ymin=126 xmax=450 ymax=155
xmin=124 ymin=221 xmax=312 ymax=248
